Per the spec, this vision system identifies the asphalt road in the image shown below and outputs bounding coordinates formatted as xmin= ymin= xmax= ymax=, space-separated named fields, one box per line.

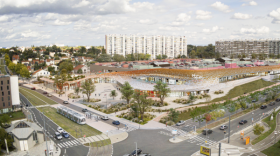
xmin=20 ymin=93 xmax=89 ymax=156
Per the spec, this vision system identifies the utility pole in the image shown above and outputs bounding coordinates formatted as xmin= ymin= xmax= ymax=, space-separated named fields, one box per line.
xmin=218 ymin=143 xmax=221 ymax=156
xmin=43 ymin=112 xmax=49 ymax=156
xmin=228 ymin=114 xmax=231 ymax=143
xmin=135 ymin=142 xmax=137 ymax=156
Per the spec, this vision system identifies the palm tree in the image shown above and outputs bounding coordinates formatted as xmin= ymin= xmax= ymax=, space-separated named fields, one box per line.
xmin=110 ymin=90 xmax=118 ymax=100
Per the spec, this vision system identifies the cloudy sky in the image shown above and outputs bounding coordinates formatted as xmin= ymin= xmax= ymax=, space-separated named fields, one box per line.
xmin=0 ymin=0 xmax=279 ymax=47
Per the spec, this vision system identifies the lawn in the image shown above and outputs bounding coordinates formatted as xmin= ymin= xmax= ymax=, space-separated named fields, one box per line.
xmin=176 ymin=105 xmax=210 ymax=122
xmin=0 ymin=111 xmax=25 ymax=121
xmin=19 ymin=87 xmax=57 ymax=105
xmin=261 ymin=140 xmax=280 ymax=156
xmin=211 ymin=79 xmax=275 ymax=102
xmin=0 ymin=66 xmax=6 ymax=75
xmin=38 ymin=107 xmax=101 ymax=137
xmin=251 ymin=109 xmax=280 ymax=145
xmin=84 ymin=139 xmax=111 ymax=147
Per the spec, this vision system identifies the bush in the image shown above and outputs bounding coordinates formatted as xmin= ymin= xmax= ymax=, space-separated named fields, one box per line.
xmin=166 ymin=120 xmax=175 ymax=126
xmin=83 ymin=98 xmax=101 ymax=102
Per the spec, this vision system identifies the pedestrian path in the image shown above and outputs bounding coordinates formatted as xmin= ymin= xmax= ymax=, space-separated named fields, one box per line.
xmin=56 ymin=139 xmax=81 ymax=149
xmin=163 ymin=126 xmax=189 ymax=137
xmin=119 ymin=126 xmax=137 ymax=132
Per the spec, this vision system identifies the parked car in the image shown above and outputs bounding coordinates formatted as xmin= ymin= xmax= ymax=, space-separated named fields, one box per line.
xmin=176 ymin=120 xmax=185 ymax=126
xmin=112 ymin=121 xmax=120 ymax=125
xmin=202 ymin=129 xmax=212 ymax=135
xmin=239 ymin=120 xmax=247 ymax=125
xmin=63 ymin=101 xmax=69 ymax=104
xmin=57 ymin=127 xmax=64 ymax=133
xmin=55 ymin=132 xmax=62 ymax=140
xmin=252 ymin=99 xmax=257 ymax=102
xmin=260 ymin=105 xmax=267 ymax=109
xmin=47 ymin=94 xmax=52 ymax=97
xmin=269 ymin=102 xmax=275 ymax=106
xmin=139 ymin=154 xmax=151 ymax=156
xmin=130 ymin=148 xmax=142 ymax=156
xmin=101 ymin=116 xmax=109 ymax=120
xmin=62 ymin=131 xmax=69 ymax=138
xmin=82 ymin=109 xmax=88 ymax=112
xmin=276 ymin=98 xmax=280 ymax=102
xmin=31 ymin=87 xmax=36 ymax=90
xmin=220 ymin=125 xmax=228 ymax=130
xmin=43 ymin=91 xmax=48 ymax=94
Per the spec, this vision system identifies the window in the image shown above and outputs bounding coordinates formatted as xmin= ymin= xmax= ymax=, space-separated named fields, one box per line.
xmin=7 ymin=86 xmax=9 ymax=90
xmin=8 ymin=91 xmax=10 ymax=95
xmin=1 ymin=81 xmax=2 ymax=85
xmin=1 ymin=86 xmax=2 ymax=90
xmin=33 ymin=132 xmax=37 ymax=141
xmin=8 ymin=102 xmax=10 ymax=106
xmin=1 ymin=97 xmax=3 ymax=101
xmin=8 ymin=96 xmax=10 ymax=100
xmin=2 ymin=92 xmax=3 ymax=96
xmin=7 ymin=80 xmax=9 ymax=84
xmin=3 ymin=102 xmax=5 ymax=107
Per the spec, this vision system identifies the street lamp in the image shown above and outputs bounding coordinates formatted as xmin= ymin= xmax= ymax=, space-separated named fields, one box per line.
xmin=139 ymin=120 xmax=142 ymax=129
xmin=275 ymin=131 xmax=277 ymax=144
xmin=252 ymin=112 xmax=254 ymax=126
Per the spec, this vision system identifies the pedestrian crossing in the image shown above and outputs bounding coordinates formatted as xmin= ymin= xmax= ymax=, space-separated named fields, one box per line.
xmin=187 ymin=136 xmax=217 ymax=146
xmin=57 ymin=140 xmax=81 ymax=148
xmin=119 ymin=126 xmax=137 ymax=132
xmin=163 ymin=126 xmax=188 ymax=137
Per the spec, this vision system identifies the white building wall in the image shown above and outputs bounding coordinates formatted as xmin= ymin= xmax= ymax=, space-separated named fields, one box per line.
xmin=105 ymin=34 xmax=187 ymax=59
xmin=10 ymin=76 xmax=20 ymax=106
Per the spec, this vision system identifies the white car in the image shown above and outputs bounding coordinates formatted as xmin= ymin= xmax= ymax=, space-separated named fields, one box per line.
xmin=101 ymin=116 xmax=109 ymax=120
xmin=55 ymin=132 xmax=62 ymax=140
xmin=176 ymin=120 xmax=185 ymax=126
xmin=57 ymin=127 xmax=64 ymax=133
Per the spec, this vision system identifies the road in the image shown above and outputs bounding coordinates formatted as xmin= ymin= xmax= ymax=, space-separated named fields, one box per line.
xmin=20 ymin=93 xmax=89 ymax=156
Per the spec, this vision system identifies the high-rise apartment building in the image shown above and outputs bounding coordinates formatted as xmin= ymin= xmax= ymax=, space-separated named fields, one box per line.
xmin=0 ymin=75 xmax=20 ymax=114
xmin=215 ymin=39 xmax=280 ymax=58
xmin=105 ymin=35 xmax=187 ymax=60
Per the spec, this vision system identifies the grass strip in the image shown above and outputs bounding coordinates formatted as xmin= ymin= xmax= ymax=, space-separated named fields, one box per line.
xmin=20 ymin=88 xmax=48 ymax=106
xmin=37 ymin=107 xmax=101 ymax=137
xmin=84 ymin=139 xmax=111 ymax=147
xmin=211 ymin=79 xmax=275 ymax=102
xmin=0 ymin=111 xmax=25 ymax=121
xmin=261 ymin=140 xmax=280 ymax=156
xmin=251 ymin=109 xmax=280 ymax=145
xmin=20 ymin=87 xmax=57 ymax=105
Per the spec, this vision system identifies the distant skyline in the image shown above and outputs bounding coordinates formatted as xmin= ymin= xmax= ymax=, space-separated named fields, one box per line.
xmin=0 ymin=0 xmax=279 ymax=47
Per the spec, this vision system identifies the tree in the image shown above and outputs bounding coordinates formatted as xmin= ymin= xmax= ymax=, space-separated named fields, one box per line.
xmin=156 ymin=55 xmax=162 ymax=60
xmin=240 ymin=101 xmax=247 ymax=110
xmin=96 ymin=54 xmax=111 ymax=62
xmin=0 ymin=114 xmax=11 ymax=124
xmin=253 ymin=123 xmax=265 ymax=135
xmin=168 ymin=108 xmax=179 ymax=122
xmin=81 ymin=80 xmax=96 ymax=102
xmin=190 ymin=50 xmax=197 ymax=58
xmin=251 ymin=53 xmax=257 ymax=59
xmin=190 ymin=108 xmax=199 ymax=122
xmin=48 ymin=66 xmax=55 ymax=74
xmin=75 ymin=87 xmax=80 ymax=95
xmin=15 ymin=63 xmax=24 ymax=74
xmin=0 ymin=128 xmax=13 ymax=150
xmin=54 ymin=74 xmax=67 ymax=94
xmin=181 ymin=55 xmax=187 ymax=58
xmin=153 ymin=81 xmax=171 ymax=106
xmin=120 ymin=81 xmax=134 ymax=104
xmin=79 ymin=46 xmax=86 ymax=54
xmin=77 ymin=68 xmax=83 ymax=74
xmin=59 ymin=60 xmax=73 ymax=73
xmin=20 ymin=66 xmax=30 ymax=80
xmin=110 ymin=90 xmax=118 ymax=100
xmin=8 ymin=62 xmax=16 ymax=73
xmin=112 ymin=54 xmax=125 ymax=63
xmin=132 ymin=91 xmax=152 ymax=120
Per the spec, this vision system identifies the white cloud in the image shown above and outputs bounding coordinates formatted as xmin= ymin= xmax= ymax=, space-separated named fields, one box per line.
xmin=139 ymin=19 xmax=156 ymax=25
xmin=53 ymin=19 xmax=72 ymax=26
xmin=240 ymin=26 xmax=270 ymax=34
xmin=211 ymin=1 xmax=232 ymax=13
xmin=72 ymin=0 xmax=90 ymax=8
xmin=176 ymin=13 xmax=191 ymax=22
xmin=203 ymin=26 xmax=223 ymax=33
xmin=0 ymin=15 xmax=9 ymax=22
xmin=0 ymin=0 xmax=57 ymax=8
xmin=159 ymin=26 xmax=184 ymax=31
xmin=21 ymin=30 xmax=40 ymax=38
xmin=196 ymin=10 xmax=212 ymax=20
xmin=268 ymin=8 xmax=280 ymax=24
xmin=132 ymin=2 xmax=154 ymax=10
xmin=232 ymin=13 xmax=253 ymax=20
xmin=98 ymin=0 xmax=135 ymax=14
xmin=196 ymin=23 xmax=205 ymax=26
xmin=242 ymin=1 xmax=258 ymax=6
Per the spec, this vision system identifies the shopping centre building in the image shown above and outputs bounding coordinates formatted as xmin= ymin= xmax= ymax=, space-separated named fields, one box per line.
xmin=40 ymin=64 xmax=280 ymax=97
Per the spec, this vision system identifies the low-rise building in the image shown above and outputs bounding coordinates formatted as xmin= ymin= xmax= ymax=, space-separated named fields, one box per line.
xmin=73 ymin=65 xmax=90 ymax=74
xmin=45 ymin=59 xmax=55 ymax=66
xmin=12 ymin=55 xmax=19 ymax=64
xmin=32 ymin=69 xmax=50 ymax=78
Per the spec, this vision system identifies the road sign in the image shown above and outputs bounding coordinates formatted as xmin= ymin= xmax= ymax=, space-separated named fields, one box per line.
xmin=205 ymin=141 xmax=207 ymax=143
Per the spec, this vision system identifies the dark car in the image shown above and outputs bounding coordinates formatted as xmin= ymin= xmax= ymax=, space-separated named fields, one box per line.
xmin=62 ymin=132 xmax=69 ymax=138
xmin=82 ymin=109 xmax=88 ymax=112
xmin=202 ymin=129 xmax=212 ymax=135
xmin=112 ymin=121 xmax=120 ymax=125
xmin=269 ymin=102 xmax=275 ymax=106
xmin=260 ymin=105 xmax=267 ymax=109
xmin=239 ymin=120 xmax=247 ymax=125
xmin=31 ymin=87 xmax=36 ymax=90
xmin=276 ymin=98 xmax=280 ymax=102
xmin=63 ymin=101 xmax=69 ymax=104
xmin=43 ymin=91 xmax=48 ymax=94
xmin=139 ymin=154 xmax=151 ymax=156
xmin=130 ymin=148 xmax=142 ymax=156
xmin=252 ymin=99 xmax=257 ymax=102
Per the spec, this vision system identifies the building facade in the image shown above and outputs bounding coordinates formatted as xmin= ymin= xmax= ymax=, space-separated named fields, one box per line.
xmin=215 ymin=39 xmax=280 ymax=58
xmin=105 ymin=35 xmax=187 ymax=59
xmin=0 ymin=75 xmax=20 ymax=114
